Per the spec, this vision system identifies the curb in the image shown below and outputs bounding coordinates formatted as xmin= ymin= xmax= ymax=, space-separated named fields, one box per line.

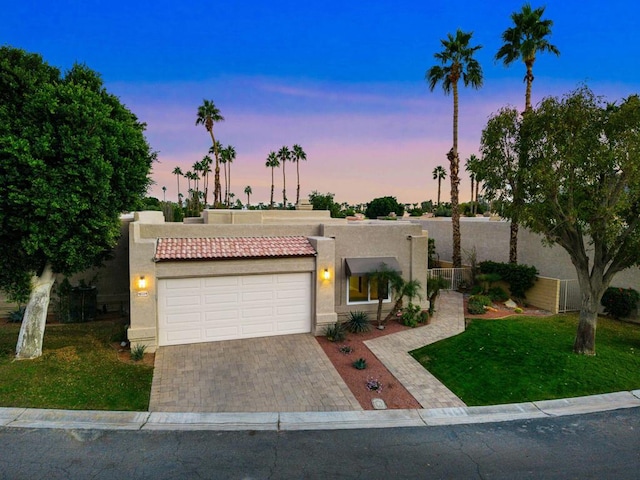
xmin=2 ymin=390 xmax=639 ymax=432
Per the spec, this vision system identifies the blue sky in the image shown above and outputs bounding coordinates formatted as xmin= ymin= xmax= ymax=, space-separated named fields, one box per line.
xmin=5 ymin=1 xmax=640 ymax=204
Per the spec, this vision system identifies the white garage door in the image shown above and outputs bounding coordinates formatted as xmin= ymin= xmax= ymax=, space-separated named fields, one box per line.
xmin=157 ymin=273 xmax=312 ymax=346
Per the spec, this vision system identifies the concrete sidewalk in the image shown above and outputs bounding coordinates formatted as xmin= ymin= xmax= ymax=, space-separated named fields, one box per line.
xmin=2 ymin=391 xmax=639 ymax=431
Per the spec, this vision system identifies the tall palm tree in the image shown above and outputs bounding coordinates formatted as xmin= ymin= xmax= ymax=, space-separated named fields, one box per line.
xmin=162 ymin=186 xmax=166 ymax=202
xmin=192 ymin=161 xmax=203 ymax=212
xmin=195 ymin=100 xmax=224 ymax=207
xmin=223 ymin=145 xmax=236 ymax=207
xmin=432 ymin=165 xmax=447 ymax=207
xmin=496 ymin=3 xmax=560 ymax=113
xmin=200 ymin=155 xmax=213 ymax=207
xmin=265 ymin=151 xmax=279 ymax=209
xmin=426 ymin=28 xmax=483 ymax=268
xmin=496 ymin=3 xmax=559 ymax=263
xmin=278 ymin=146 xmax=291 ymax=209
xmin=219 ymin=148 xmax=228 ymax=206
xmin=465 ymin=154 xmax=480 ymax=215
xmin=292 ymin=144 xmax=307 ymax=205
xmin=244 ymin=185 xmax=252 ymax=207
xmin=172 ymin=166 xmax=183 ymax=205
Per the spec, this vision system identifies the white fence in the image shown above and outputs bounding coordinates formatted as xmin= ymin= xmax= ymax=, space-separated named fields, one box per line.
xmin=559 ymin=279 xmax=581 ymax=313
xmin=428 ymin=268 xmax=473 ymax=291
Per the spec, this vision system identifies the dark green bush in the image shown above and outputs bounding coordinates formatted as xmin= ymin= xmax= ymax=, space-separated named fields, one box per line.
xmin=601 ymin=287 xmax=640 ymax=319
xmin=401 ymin=303 xmax=422 ymax=328
xmin=468 ymin=295 xmax=492 ymax=315
xmin=345 ymin=311 xmax=371 ymax=333
xmin=479 ymin=261 xmax=538 ymax=299
xmin=8 ymin=307 xmax=25 ymax=323
xmin=325 ymin=322 xmax=346 ymax=342
xmin=488 ymin=286 xmax=509 ymax=302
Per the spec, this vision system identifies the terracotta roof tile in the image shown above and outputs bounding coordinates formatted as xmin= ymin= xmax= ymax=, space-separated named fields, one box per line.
xmin=155 ymin=236 xmax=316 ymax=261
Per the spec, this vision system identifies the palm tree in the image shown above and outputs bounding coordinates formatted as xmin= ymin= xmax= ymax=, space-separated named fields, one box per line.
xmin=278 ymin=146 xmax=290 ymax=209
xmin=496 ymin=3 xmax=560 ymax=264
xmin=432 ymin=165 xmax=447 ymax=207
xmin=223 ymin=145 xmax=236 ymax=207
xmin=368 ymin=265 xmax=403 ymax=327
xmin=195 ymin=100 xmax=224 ymax=207
xmin=244 ymin=185 xmax=252 ymax=207
xmin=172 ymin=166 xmax=183 ymax=205
xmin=265 ymin=151 xmax=279 ymax=209
xmin=162 ymin=186 xmax=166 ymax=202
xmin=496 ymin=3 xmax=560 ymax=112
xmin=192 ymin=161 xmax=203 ymax=212
xmin=219 ymin=149 xmax=228 ymax=206
xmin=292 ymin=144 xmax=307 ymax=205
xmin=465 ymin=154 xmax=480 ymax=215
xmin=426 ymin=29 xmax=483 ymax=268
xmin=200 ymin=155 xmax=213 ymax=207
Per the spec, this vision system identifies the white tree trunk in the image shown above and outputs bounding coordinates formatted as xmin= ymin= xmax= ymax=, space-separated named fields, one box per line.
xmin=15 ymin=263 xmax=55 ymax=360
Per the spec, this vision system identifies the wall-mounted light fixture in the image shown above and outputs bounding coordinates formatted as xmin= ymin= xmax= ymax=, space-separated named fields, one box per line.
xmin=323 ymin=268 xmax=331 ymax=281
xmin=137 ymin=275 xmax=147 ymax=290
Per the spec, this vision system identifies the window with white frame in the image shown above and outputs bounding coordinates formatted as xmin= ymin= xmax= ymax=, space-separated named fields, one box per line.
xmin=347 ymin=274 xmax=391 ymax=304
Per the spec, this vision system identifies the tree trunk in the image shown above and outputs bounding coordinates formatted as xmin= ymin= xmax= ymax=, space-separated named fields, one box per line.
xmin=450 ymin=80 xmax=461 ymax=268
xmin=509 ymin=221 xmax=518 ymax=264
xmin=524 ymin=61 xmax=534 ymax=113
xmin=573 ymin=296 xmax=600 ymax=355
xmin=15 ymin=263 xmax=55 ymax=360
xmin=296 ymin=161 xmax=300 ymax=205
xmin=282 ymin=162 xmax=287 ymax=209
xmin=376 ymin=298 xmax=384 ymax=326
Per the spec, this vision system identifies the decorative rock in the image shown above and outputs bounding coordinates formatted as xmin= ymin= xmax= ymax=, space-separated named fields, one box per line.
xmin=504 ymin=299 xmax=518 ymax=309
xmin=372 ymin=398 xmax=387 ymax=410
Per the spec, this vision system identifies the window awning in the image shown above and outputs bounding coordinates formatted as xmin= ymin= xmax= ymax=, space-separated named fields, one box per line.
xmin=344 ymin=257 xmax=402 ymax=276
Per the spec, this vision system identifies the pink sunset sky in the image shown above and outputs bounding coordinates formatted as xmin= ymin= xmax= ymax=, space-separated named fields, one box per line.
xmin=6 ymin=0 xmax=640 ymax=206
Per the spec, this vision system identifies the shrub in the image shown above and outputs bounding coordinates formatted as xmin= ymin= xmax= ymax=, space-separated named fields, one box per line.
xmin=401 ymin=303 xmax=422 ymax=328
xmin=352 ymin=358 xmax=367 ymax=370
xmin=130 ymin=344 xmax=147 ymax=361
xmin=338 ymin=345 xmax=353 ymax=354
xmin=479 ymin=261 xmax=538 ymax=299
xmin=8 ymin=307 xmax=25 ymax=323
xmin=325 ymin=322 xmax=346 ymax=342
xmin=365 ymin=378 xmax=382 ymax=392
xmin=468 ymin=295 xmax=492 ymax=315
xmin=514 ymin=307 xmax=523 ymax=314
xmin=601 ymin=287 xmax=640 ymax=319
xmin=488 ymin=286 xmax=509 ymax=302
xmin=345 ymin=311 xmax=371 ymax=333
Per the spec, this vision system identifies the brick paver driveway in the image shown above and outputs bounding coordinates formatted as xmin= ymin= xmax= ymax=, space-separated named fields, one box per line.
xmin=149 ymin=334 xmax=361 ymax=413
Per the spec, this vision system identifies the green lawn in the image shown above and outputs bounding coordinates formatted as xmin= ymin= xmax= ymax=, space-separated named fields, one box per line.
xmin=410 ymin=314 xmax=640 ymax=406
xmin=0 ymin=319 xmax=153 ymax=411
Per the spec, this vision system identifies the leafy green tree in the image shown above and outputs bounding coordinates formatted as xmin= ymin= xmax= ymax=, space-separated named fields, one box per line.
xmin=496 ymin=3 xmax=560 ymax=112
xmin=432 ymin=165 xmax=447 ymax=207
xmin=292 ymin=144 xmax=307 ymax=205
xmin=365 ymin=196 xmax=405 ymax=219
xmin=308 ymin=191 xmax=343 ymax=218
xmin=480 ymin=106 xmax=526 ymax=263
xmin=265 ymin=151 xmax=279 ymax=209
xmin=195 ymin=100 xmax=224 ymax=206
xmin=0 ymin=47 xmax=154 ymax=359
xmin=427 ymin=29 xmax=483 ymax=267
xmin=483 ymin=87 xmax=640 ymax=355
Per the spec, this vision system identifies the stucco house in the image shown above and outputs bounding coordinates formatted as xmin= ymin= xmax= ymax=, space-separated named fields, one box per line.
xmin=127 ymin=208 xmax=429 ymax=351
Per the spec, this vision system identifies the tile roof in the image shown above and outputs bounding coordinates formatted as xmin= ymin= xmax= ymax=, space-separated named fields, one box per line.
xmin=155 ymin=236 xmax=316 ymax=261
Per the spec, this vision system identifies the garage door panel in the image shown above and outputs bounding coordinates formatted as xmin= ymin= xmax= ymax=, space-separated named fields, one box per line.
xmin=204 ymin=293 xmax=239 ymax=305
xmin=158 ymin=273 xmax=311 ymax=346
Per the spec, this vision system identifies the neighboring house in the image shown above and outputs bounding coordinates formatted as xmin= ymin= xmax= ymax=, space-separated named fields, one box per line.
xmin=128 ymin=209 xmax=429 ymax=351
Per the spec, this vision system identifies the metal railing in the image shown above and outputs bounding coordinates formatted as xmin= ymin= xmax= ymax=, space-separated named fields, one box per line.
xmin=559 ymin=279 xmax=581 ymax=313
xmin=427 ymin=268 xmax=473 ymax=291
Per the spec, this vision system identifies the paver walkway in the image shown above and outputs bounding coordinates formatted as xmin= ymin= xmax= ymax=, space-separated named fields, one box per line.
xmin=365 ymin=290 xmax=467 ymax=409
xmin=150 ymin=334 xmax=361 ymax=413
xmin=150 ymin=291 xmax=466 ymax=412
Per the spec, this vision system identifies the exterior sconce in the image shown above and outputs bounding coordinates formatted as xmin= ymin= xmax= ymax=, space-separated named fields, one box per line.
xmin=137 ymin=275 xmax=147 ymax=290
xmin=323 ymin=269 xmax=331 ymax=281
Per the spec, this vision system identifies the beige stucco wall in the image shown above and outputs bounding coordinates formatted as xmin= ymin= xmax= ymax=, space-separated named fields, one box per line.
xmin=416 ymin=217 xmax=640 ymax=289
xmin=127 ymin=212 xmax=428 ymax=350
xmin=323 ymin=221 xmax=429 ymax=320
